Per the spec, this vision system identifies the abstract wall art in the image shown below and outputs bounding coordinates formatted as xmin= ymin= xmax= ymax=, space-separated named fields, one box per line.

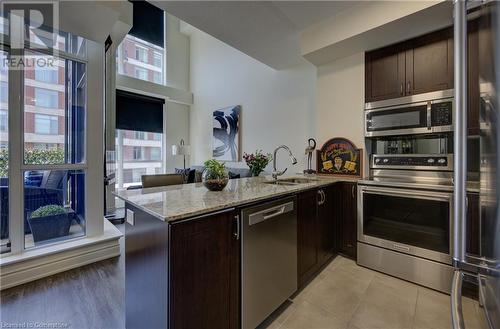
xmin=212 ymin=105 xmax=241 ymax=161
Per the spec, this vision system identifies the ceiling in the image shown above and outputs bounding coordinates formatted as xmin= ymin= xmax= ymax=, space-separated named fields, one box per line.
xmin=153 ymin=1 xmax=360 ymax=69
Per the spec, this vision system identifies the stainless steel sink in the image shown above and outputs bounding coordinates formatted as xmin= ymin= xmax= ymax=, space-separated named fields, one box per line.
xmin=263 ymin=177 xmax=317 ymax=185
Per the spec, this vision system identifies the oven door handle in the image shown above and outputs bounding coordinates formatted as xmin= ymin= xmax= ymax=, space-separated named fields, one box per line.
xmin=360 ymin=186 xmax=452 ymax=202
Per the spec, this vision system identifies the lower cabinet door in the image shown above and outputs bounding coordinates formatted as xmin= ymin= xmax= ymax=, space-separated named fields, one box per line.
xmin=340 ymin=182 xmax=357 ymax=260
xmin=169 ymin=209 xmax=240 ymax=329
xmin=297 ymin=189 xmax=319 ymax=288
xmin=317 ymin=186 xmax=336 ymax=266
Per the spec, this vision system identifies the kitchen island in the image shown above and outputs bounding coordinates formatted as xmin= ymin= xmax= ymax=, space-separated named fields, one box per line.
xmin=116 ymin=175 xmax=359 ymax=329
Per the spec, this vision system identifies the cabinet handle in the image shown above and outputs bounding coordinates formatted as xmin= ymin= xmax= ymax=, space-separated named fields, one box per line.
xmin=317 ymin=190 xmax=323 ymax=205
xmin=322 ymin=190 xmax=326 ymax=203
xmin=400 ymin=83 xmax=403 ymax=95
xmin=407 ymin=81 xmax=411 ymax=94
xmin=234 ymin=215 xmax=240 ymax=240
xmin=351 ymin=185 xmax=355 ymax=199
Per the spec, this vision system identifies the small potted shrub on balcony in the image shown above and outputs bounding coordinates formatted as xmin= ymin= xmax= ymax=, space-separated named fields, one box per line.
xmin=28 ymin=205 xmax=73 ymax=243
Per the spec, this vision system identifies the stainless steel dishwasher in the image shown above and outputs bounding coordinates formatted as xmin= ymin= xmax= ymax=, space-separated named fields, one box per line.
xmin=241 ymin=196 xmax=297 ymax=329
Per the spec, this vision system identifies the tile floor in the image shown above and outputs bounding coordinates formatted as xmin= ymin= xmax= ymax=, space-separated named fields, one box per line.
xmin=264 ymin=256 xmax=486 ymax=329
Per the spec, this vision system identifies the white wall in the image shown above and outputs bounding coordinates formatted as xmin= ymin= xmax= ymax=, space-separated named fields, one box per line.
xmin=166 ymin=102 xmax=190 ymax=171
xmin=316 ymin=52 xmax=365 ymax=168
xmin=188 ymin=27 xmax=317 ymax=172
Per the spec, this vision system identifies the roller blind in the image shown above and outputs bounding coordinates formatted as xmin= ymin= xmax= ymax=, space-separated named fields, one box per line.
xmin=116 ymin=90 xmax=164 ymax=133
xmin=129 ymin=0 xmax=165 ymax=48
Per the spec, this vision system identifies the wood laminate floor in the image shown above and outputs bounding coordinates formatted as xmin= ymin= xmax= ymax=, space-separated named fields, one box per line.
xmin=0 ymin=225 xmax=125 ymax=329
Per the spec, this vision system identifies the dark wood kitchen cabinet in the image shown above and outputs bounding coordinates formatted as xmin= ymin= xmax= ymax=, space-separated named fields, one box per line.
xmin=169 ymin=209 xmax=240 ymax=329
xmin=297 ymin=185 xmax=337 ymax=288
xmin=126 ymin=206 xmax=240 ymax=329
xmin=337 ymin=182 xmax=357 ymax=260
xmin=405 ymin=29 xmax=454 ymax=96
xmin=297 ymin=189 xmax=319 ymax=288
xmin=365 ymin=28 xmax=453 ymax=102
xmin=365 ymin=45 xmax=406 ymax=101
xmin=317 ymin=185 xmax=336 ymax=267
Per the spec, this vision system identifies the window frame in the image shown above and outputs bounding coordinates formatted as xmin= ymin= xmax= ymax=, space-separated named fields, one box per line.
xmin=2 ymin=34 xmax=105 ymax=256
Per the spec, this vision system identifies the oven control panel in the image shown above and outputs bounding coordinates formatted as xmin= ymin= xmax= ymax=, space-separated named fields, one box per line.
xmin=372 ymin=154 xmax=453 ymax=170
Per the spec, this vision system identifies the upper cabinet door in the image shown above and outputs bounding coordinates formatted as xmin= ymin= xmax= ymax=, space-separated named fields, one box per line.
xmin=365 ymin=46 xmax=406 ymax=102
xmin=405 ymin=28 xmax=454 ymax=96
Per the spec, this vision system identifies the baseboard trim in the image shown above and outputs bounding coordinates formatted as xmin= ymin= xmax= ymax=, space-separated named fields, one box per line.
xmin=0 ymin=223 xmax=122 ymax=290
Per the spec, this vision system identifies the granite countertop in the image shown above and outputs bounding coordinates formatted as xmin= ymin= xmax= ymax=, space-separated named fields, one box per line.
xmin=115 ymin=175 xmax=359 ymax=222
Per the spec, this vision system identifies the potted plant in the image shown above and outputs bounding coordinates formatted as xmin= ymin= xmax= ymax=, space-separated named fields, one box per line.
xmin=202 ymin=159 xmax=229 ymax=191
xmin=243 ymin=150 xmax=272 ymax=177
xmin=28 ymin=205 xmax=73 ymax=243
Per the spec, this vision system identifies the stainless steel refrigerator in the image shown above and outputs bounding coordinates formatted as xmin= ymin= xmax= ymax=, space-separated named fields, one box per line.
xmin=452 ymin=1 xmax=500 ymax=329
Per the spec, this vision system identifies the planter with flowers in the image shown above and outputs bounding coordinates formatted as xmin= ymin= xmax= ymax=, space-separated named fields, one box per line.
xmin=243 ymin=150 xmax=272 ymax=177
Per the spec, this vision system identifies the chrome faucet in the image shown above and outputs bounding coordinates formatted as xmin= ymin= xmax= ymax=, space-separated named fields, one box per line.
xmin=272 ymin=145 xmax=298 ymax=180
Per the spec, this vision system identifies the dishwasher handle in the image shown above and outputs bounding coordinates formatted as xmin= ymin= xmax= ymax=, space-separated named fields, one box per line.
xmin=248 ymin=201 xmax=294 ymax=226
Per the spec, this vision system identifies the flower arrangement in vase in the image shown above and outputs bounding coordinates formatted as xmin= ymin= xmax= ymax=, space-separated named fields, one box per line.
xmin=243 ymin=150 xmax=272 ymax=177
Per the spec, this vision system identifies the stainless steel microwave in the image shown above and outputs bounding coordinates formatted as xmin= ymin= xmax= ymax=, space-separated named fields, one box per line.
xmin=365 ymin=90 xmax=454 ymax=137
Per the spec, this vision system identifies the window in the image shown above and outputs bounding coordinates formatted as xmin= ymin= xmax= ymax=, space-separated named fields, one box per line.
xmin=153 ymin=52 xmax=162 ymax=67
xmin=35 ymin=68 xmax=58 ymax=84
xmin=133 ymin=146 xmax=143 ymax=160
xmin=0 ymin=111 xmax=7 ymax=132
xmin=150 ymin=148 xmax=161 ymax=161
xmin=35 ymin=88 xmax=59 ymax=108
xmin=0 ymin=50 xmax=8 ymax=254
xmin=153 ymin=71 xmax=162 ymax=84
xmin=0 ymin=81 xmax=7 ymax=104
xmin=135 ymin=46 xmax=148 ymax=63
xmin=116 ymin=4 xmax=165 ymax=86
xmin=34 ymin=114 xmax=59 ymax=135
xmin=135 ymin=68 xmax=147 ymax=81
xmin=22 ymin=50 xmax=87 ymax=248
xmin=116 ymin=129 xmax=164 ymax=188
xmin=134 ymin=131 xmax=146 ymax=140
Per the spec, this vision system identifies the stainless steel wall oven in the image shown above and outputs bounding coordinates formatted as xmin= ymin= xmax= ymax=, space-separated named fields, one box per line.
xmin=358 ymin=185 xmax=453 ymax=265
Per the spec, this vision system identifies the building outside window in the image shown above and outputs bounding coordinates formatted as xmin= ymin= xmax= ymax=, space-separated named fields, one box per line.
xmin=35 ymin=88 xmax=59 ymax=108
xmin=34 ymin=114 xmax=59 ymax=135
xmin=135 ymin=67 xmax=148 ymax=80
xmin=135 ymin=45 xmax=148 ymax=63
xmin=0 ymin=81 xmax=7 ymax=103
